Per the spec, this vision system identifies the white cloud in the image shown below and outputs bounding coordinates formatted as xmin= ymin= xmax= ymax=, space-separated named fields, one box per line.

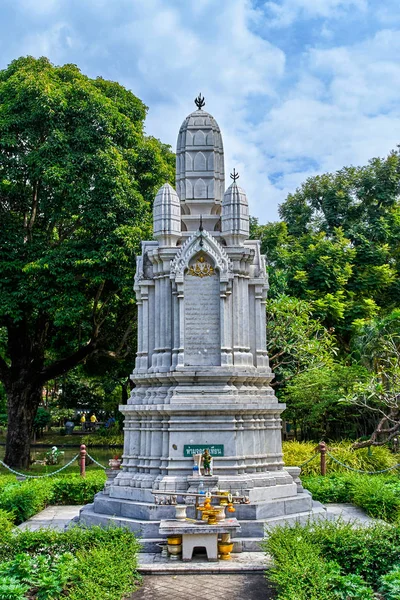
xmin=0 ymin=0 xmax=399 ymax=223
xmin=262 ymin=0 xmax=367 ymax=27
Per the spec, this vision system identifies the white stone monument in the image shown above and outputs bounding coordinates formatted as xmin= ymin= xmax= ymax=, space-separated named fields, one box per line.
xmin=80 ymin=95 xmax=327 ymax=549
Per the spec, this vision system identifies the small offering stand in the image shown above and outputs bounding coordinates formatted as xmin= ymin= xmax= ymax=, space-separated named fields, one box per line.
xmin=153 ymin=488 xmax=247 ymax=561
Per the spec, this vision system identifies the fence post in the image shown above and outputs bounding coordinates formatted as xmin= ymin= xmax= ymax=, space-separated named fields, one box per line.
xmin=80 ymin=444 xmax=86 ymax=478
xmin=319 ymin=441 xmax=327 ymax=476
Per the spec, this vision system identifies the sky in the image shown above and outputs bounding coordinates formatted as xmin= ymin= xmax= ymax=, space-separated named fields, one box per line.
xmin=0 ymin=0 xmax=399 ymax=222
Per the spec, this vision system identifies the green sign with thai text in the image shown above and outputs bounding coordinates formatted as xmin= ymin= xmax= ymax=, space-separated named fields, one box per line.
xmin=183 ymin=445 xmax=224 ymax=457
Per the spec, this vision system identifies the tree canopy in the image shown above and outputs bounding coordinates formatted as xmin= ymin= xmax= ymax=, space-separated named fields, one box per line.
xmin=0 ymin=56 xmax=174 ymax=466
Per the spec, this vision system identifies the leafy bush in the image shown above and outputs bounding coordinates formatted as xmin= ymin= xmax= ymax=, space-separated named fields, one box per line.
xmin=68 ymin=534 xmax=141 ymax=600
xmin=350 ymin=475 xmax=400 ymax=522
xmin=283 ymin=440 xmax=398 ymax=475
xmin=301 ymin=473 xmax=356 ymax=503
xmin=82 ymin=430 xmax=123 ymax=447
xmin=263 ymin=523 xmax=375 ymax=600
xmin=264 ymin=519 xmax=400 ymax=596
xmin=0 ymin=526 xmax=141 ymax=600
xmin=0 ymin=471 xmax=105 ymax=524
xmin=379 ymin=565 xmax=400 ymax=600
xmin=0 ymin=508 xmax=15 ymax=532
xmin=0 ymin=474 xmax=17 ymax=491
xmin=0 ymin=479 xmax=54 ymax=524
xmin=302 ymin=473 xmax=400 ymax=522
xmin=51 ymin=471 xmax=106 ymax=504
xmin=0 ymin=552 xmax=77 ymax=600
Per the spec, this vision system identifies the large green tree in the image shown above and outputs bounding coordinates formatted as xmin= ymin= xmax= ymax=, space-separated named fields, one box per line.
xmin=0 ymin=56 xmax=174 ymax=467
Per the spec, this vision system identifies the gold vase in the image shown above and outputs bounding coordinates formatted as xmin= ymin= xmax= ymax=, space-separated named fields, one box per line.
xmin=218 ymin=542 xmax=234 ymax=560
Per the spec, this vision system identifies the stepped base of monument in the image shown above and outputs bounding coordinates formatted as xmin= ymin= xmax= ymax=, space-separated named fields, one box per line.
xmin=78 ymin=491 xmax=331 ymax=552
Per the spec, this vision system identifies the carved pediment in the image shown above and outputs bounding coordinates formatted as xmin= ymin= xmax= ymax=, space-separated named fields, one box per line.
xmin=170 ymin=229 xmax=232 ymax=283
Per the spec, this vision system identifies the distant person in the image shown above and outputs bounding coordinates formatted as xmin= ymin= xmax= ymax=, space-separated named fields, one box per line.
xmin=65 ymin=420 xmax=75 ymax=435
xmin=89 ymin=413 xmax=97 ymax=430
xmin=80 ymin=414 xmax=86 ymax=431
xmin=105 ymin=416 xmax=116 ymax=428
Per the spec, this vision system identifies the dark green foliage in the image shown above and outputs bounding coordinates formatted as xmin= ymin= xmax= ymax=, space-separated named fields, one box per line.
xmin=0 ymin=471 xmax=105 ymax=524
xmin=301 ymin=474 xmax=356 ymax=503
xmin=0 ymin=526 xmax=141 ymax=600
xmin=379 ymin=565 xmax=400 ymax=600
xmin=263 ymin=523 xmax=375 ymax=600
xmin=263 ymin=519 xmax=400 ymax=598
xmin=302 ymin=473 xmax=400 ymax=522
xmin=0 ymin=55 xmax=175 ymax=468
xmin=50 ymin=471 xmax=106 ymax=504
xmin=0 ymin=479 xmax=54 ymax=523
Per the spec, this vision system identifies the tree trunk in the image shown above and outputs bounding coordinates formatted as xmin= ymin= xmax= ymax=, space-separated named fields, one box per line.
xmin=4 ymin=384 xmax=42 ymax=469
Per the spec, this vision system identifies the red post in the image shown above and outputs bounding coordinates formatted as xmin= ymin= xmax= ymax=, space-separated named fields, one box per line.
xmin=319 ymin=441 xmax=327 ymax=476
xmin=80 ymin=444 xmax=86 ymax=478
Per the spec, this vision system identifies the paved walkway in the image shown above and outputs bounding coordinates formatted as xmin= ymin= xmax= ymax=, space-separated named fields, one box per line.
xmin=18 ymin=505 xmax=83 ymax=531
xmin=130 ymin=574 xmax=276 ymax=600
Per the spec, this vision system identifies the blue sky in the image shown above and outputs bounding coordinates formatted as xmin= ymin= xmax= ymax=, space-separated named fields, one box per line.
xmin=1 ymin=0 xmax=399 ymax=222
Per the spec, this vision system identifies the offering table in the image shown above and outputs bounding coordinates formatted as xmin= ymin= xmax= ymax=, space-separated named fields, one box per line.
xmin=159 ymin=518 xmax=241 ymax=562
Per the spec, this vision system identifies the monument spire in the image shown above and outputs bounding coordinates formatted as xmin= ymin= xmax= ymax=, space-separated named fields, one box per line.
xmin=194 ymin=93 xmax=205 ymax=110
xmin=230 ymin=168 xmax=239 ymax=182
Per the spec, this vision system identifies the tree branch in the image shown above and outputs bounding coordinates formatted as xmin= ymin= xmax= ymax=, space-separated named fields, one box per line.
xmin=37 ymin=339 xmax=98 ymax=385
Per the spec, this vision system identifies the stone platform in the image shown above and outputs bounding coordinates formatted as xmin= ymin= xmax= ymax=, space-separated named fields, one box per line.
xmin=79 ymin=486 xmax=329 ymax=552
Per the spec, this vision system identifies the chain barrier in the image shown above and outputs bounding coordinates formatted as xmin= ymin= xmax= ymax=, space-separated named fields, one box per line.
xmin=86 ymin=453 xmax=107 ymax=470
xmin=0 ymin=455 xmax=80 ymax=479
xmin=326 ymin=452 xmax=400 ymax=475
xmin=298 ymin=453 xmax=319 ymax=468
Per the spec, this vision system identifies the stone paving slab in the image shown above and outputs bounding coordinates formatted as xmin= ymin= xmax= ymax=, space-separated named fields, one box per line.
xmin=138 ymin=551 xmax=271 ymax=574
xmin=130 ymin=574 xmax=276 ymax=600
xmin=325 ymin=503 xmax=377 ymax=524
xmin=18 ymin=505 xmax=84 ymax=531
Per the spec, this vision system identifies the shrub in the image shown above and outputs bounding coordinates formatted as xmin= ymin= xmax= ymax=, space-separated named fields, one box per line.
xmin=0 ymin=471 xmax=105 ymax=524
xmin=82 ymin=430 xmax=123 ymax=447
xmin=0 ymin=526 xmax=141 ymax=600
xmin=301 ymin=473 xmax=356 ymax=503
xmin=50 ymin=471 xmax=106 ymax=504
xmin=350 ymin=475 xmax=400 ymax=522
xmin=263 ymin=523 xmax=375 ymax=600
xmin=302 ymin=473 xmax=400 ymax=522
xmin=379 ymin=565 xmax=400 ymax=600
xmin=0 ymin=508 xmax=15 ymax=533
xmin=283 ymin=440 xmax=398 ymax=476
xmin=0 ymin=479 xmax=53 ymax=524
xmin=290 ymin=519 xmax=400 ymax=588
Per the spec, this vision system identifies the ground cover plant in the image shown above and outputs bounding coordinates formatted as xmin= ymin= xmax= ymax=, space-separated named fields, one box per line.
xmin=0 ymin=525 xmax=141 ymax=599
xmin=282 ymin=440 xmax=399 ymax=475
xmin=301 ymin=473 xmax=400 ymax=522
xmin=263 ymin=519 xmax=400 ymax=600
xmin=0 ymin=470 xmax=106 ymax=524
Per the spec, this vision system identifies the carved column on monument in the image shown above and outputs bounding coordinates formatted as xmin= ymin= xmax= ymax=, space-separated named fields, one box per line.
xmin=220 ymin=281 xmax=233 ymax=366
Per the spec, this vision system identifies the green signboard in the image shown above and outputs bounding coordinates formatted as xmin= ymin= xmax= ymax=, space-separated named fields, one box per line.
xmin=183 ymin=445 xmax=224 ymax=457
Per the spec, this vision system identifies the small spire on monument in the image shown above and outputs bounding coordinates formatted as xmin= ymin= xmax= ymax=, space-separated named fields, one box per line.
xmin=195 ymin=93 xmax=205 ymax=110
xmin=230 ymin=168 xmax=239 ymax=182
xmin=199 ymin=214 xmax=204 ymax=232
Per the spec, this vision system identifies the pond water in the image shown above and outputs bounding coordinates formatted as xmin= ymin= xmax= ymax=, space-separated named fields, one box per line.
xmin=0 ymin=446 xmax=119 ymax=469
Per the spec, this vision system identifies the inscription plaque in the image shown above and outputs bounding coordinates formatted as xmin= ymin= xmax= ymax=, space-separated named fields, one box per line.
xmin=184 ymin=269 xmax=220 ymax=366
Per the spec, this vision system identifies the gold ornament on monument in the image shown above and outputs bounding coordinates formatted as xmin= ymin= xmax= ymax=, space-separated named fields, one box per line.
xmin=188 ymin=255 xmax=214 ymax=278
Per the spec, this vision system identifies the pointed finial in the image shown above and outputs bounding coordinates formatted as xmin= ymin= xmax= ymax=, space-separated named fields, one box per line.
xmin=195 ymin=93 xmax=205 ymax=110
xmin=230 ymin=168 xmax=239 ymax=182
xmin=199 ymin=215 xmax=204 ymax=232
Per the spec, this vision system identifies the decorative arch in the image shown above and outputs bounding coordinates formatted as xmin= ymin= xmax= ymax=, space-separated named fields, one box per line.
xmin=194 ymin=178 xmax=206 ymax=198
xmin=170 ymin=229 xmax=233 ymax=283
xmin=194 ymin=130 xmax=206 ymax=145
xmin=194 ymin=151 xmax=206 ymax=171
